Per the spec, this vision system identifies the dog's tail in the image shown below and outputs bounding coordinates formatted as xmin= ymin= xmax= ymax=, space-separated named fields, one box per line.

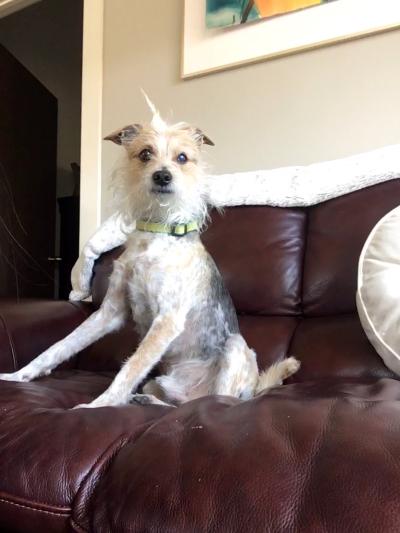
xmin=255 ymin=356 xmax=300 ymax=395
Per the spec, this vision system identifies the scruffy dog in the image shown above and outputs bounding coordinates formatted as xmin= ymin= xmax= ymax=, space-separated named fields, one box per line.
xmin=0 ymin=103 xmax=300 ymax=408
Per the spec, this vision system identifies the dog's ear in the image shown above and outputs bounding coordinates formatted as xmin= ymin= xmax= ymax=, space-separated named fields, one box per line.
xmin=104 ymin=124 xmax=142 ymax=146
xmin=195 ymin=128 xmax=215 ymax=146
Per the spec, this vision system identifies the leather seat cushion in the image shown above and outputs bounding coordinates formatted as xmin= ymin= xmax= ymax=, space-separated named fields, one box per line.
xmin=0 ymin=371 xmax=164 ymax=519
xmin=75 ymin=376 xmax=400 ymax=533
xmin=1 ymin=371 xmax=400 ymax=532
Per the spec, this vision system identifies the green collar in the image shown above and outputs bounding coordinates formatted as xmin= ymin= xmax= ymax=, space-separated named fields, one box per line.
xmin=136 ymin=220 xmax=199 ymax=237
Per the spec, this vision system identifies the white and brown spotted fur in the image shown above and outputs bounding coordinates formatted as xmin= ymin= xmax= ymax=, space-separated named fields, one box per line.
xmin=0 ymin=102 xmax=300 ymax=408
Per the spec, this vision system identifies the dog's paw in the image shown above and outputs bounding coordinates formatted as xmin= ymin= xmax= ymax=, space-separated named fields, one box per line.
xmin=69 ymin=289 xmax=90 ymax=302
xmin=0 ymin=371 xmax=30 ymax=382
xmin=129 ymin=393 xmax=174 ymax=407
xmin=0 ymin=366 xmax=49 ymax=382
xmin=72 ymin=402 xmax=96 ymax=409
xmin=129 ymin=393 xmax=153 ymax=406
xmin=282 ymin=356 xmax=301 ymax=379
xmin=72 ymin=394 xmax=126 ymax=409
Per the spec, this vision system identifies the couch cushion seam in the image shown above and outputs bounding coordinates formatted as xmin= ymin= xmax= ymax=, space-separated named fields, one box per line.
xmin=70 ymin=516 xmax=88 ymax=533
xmin=72 ymin=418 xmax=161 ymax=531
xmin=71 ymin=434 xmax=131 ymax=529
xmin=286 ymin=317 xmax=302 ymax=357
xmin=299 ymin=207 xmax=309 ymax=316
xmin=0 ymin=497 xmax=70 ymax=516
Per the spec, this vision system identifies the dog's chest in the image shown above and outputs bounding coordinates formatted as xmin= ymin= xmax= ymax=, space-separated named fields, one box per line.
xmin=123 ymin=233 xmax=202 ymax=317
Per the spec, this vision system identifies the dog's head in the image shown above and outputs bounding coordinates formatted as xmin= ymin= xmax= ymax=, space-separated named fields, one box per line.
xmin=105 ymin=106 xmax=214 ymax=227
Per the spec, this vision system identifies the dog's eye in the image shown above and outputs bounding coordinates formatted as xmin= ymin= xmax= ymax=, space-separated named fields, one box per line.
xmin=138 ymin=149 xmax=152 ymax=162
xmin=177 ymin=153 xmax=188 ymax=164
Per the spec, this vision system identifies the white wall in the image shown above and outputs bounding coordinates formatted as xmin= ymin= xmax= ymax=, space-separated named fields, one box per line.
xmin=101 ymin=0 xmax=400 ymax=220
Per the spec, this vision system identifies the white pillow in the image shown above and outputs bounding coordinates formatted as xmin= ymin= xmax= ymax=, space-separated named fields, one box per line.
xmin=357 ymin=205 xmax=400 ymax=374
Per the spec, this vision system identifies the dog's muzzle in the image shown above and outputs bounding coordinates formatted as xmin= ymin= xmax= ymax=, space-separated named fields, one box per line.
xmin=152 ymin=169 xmax=173 ymax=193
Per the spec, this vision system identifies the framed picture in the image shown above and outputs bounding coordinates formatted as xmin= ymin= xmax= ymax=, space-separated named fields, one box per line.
xmin=182 ymin=0 xmax=400 ymax=78
xmin=205 ymin=0 xmax=337 ymax=29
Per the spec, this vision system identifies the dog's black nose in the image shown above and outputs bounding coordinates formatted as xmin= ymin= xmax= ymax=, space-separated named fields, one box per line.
xmin=152 ymin=169 xmax=172 ymax=187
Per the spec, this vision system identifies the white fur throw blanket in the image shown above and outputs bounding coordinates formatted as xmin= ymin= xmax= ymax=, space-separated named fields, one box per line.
xmin=70 ymin=144 xmax=400 ymax=301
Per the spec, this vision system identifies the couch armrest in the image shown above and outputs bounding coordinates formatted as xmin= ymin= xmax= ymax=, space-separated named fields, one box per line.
xmin=0 ymin=299 xmax=93 ymax=372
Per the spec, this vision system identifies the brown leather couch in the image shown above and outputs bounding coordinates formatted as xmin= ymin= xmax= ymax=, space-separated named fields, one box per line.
xmin=1 ymin=179 xmax=400 ymax=533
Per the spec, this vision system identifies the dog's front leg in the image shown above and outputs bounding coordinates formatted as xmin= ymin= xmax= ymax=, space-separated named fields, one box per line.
xmin=75 ymin=311 xmax=186 ymax=408
xmin=0 ymin=262 xmax=128 ymax=382
xmin=0 ymin=306 xmax=127 ymax=383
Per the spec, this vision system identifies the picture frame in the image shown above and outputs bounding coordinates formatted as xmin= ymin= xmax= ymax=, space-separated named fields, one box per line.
xmin=182 ymin=0 xmax=400 ymax=79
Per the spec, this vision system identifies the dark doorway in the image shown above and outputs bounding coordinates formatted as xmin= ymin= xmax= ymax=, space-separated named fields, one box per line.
xmin=0 ymin=0 xmax=83 ymax=299
xmin=0 ymin=44 xmax=57 ymax=298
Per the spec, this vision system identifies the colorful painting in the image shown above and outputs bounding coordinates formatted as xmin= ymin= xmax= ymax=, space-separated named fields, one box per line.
xmin=206 ymin=0 xmax=337 ymax=28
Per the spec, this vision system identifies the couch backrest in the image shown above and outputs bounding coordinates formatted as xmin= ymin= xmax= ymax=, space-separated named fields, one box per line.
xmin=202 ymin=180 xmax=400 ymax=317
xmin=80 ymin=180 xmax=400 ymax=379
